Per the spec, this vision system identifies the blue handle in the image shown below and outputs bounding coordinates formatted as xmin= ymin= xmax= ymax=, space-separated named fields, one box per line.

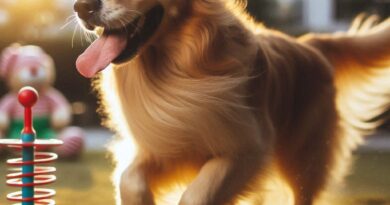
xmin=22 ymin=133 xmax=35 ymax=205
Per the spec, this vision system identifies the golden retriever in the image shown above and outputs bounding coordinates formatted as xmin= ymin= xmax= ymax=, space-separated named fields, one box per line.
xmin=74 ymin=0 xmax=390 ymax=204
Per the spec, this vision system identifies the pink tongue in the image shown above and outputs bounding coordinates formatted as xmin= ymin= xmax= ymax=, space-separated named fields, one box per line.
xmin=76 ymin=33 xmax=127 ymax=78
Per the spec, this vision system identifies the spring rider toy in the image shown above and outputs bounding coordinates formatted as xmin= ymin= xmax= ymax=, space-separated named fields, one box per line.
xmin=0 ymin=86 xmax=62 ymax=204
xmin=0 ymin=44 xmax=84 ymax=158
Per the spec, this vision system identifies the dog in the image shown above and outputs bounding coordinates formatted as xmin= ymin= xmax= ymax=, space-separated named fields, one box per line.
xmin=73 ymin=0 xmax=390 ymax=204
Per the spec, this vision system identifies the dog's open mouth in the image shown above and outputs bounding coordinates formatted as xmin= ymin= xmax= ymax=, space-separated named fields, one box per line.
xmin=76 ymin=5 xmax=164 ymax=78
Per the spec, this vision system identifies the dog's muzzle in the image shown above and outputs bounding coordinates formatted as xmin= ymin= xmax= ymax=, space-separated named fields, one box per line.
xmin=74 ymin=0 xmax=102 ymax=22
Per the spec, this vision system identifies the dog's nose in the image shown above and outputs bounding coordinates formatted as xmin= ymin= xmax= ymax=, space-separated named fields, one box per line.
xmin=74 ymin=0 xmax=101 ymax=21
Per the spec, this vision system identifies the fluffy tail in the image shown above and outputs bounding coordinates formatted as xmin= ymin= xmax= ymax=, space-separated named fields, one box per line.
xmin=301 ymin=16 xmax=390 ymax=138
xmin=298 ymin=16 xmax=390 ymax=195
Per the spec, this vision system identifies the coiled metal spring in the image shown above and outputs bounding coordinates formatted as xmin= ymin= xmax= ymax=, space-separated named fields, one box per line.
xmin=0 ymin=87 xmax=63 ymax=205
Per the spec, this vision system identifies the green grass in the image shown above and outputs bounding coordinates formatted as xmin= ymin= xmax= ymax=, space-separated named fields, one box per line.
xmin=332 ymin=152 xmax=390 ymax=205
xmin=1 ymin=151 xmax=390 ymax=205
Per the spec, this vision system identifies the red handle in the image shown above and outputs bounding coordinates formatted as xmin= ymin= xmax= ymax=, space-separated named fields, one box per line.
xmin=18 ymin=87 xmax=38 ymax=134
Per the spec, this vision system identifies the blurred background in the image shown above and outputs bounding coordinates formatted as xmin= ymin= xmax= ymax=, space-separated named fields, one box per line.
xmin=0 ymin=0 xmax=389 ymax=127
xmin=0 ymin=0 xmax=389 ymax=204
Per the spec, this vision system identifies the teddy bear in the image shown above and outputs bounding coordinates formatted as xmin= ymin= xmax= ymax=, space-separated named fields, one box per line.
xmin=0 ymin=44 xmax=85 ymax=159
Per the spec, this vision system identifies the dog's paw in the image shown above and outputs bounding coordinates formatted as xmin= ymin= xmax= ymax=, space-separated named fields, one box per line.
xmin=121 ymin=192 xmax=155 ymax=205
xmin=120 ymin=184 xmax=155 ymax=205
xmin=120 ymin=173 xmax=155 ymax=205
xmin=179 ymin=192 xmax=207 ymax=205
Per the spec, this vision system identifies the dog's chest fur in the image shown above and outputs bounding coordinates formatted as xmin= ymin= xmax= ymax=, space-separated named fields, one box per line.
xmin=111 ymin=59 xmax=263 ymax=159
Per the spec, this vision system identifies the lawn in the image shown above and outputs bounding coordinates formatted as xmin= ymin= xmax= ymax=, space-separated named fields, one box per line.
xmin=335 ymin=151 xmax=390 ymax=205
xmin=0 ymin=152 xmax=115 ymax=205
xmin=1 ymin=151 xmax=390 ymax=205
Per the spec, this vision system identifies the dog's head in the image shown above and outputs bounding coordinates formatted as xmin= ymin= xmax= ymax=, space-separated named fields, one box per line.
xmin=74 ymin=0 xmax=186 ymax=78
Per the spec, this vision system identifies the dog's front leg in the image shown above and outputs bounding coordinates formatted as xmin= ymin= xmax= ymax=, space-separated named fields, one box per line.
xmin=179 ymin=150 xmax=264 ymax=205
xmin=120 ymin=156 xmax=155 ymax=205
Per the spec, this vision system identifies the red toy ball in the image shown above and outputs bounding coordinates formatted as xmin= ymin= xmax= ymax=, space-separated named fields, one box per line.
xmin=18 ymin=86 xmax=39 ymax=107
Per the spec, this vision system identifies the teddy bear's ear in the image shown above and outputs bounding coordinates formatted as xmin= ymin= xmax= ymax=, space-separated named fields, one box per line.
xmin=0 ymin=44 xmax=21 ymax=78
xmin=24 ymin=45 xmax=54 ymax=68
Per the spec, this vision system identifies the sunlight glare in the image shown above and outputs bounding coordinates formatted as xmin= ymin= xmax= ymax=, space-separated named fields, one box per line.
xmin=0 ymin=9 xmax=9 ymax=25
xmin=100 ymin=66 xmax=138 ymax=205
